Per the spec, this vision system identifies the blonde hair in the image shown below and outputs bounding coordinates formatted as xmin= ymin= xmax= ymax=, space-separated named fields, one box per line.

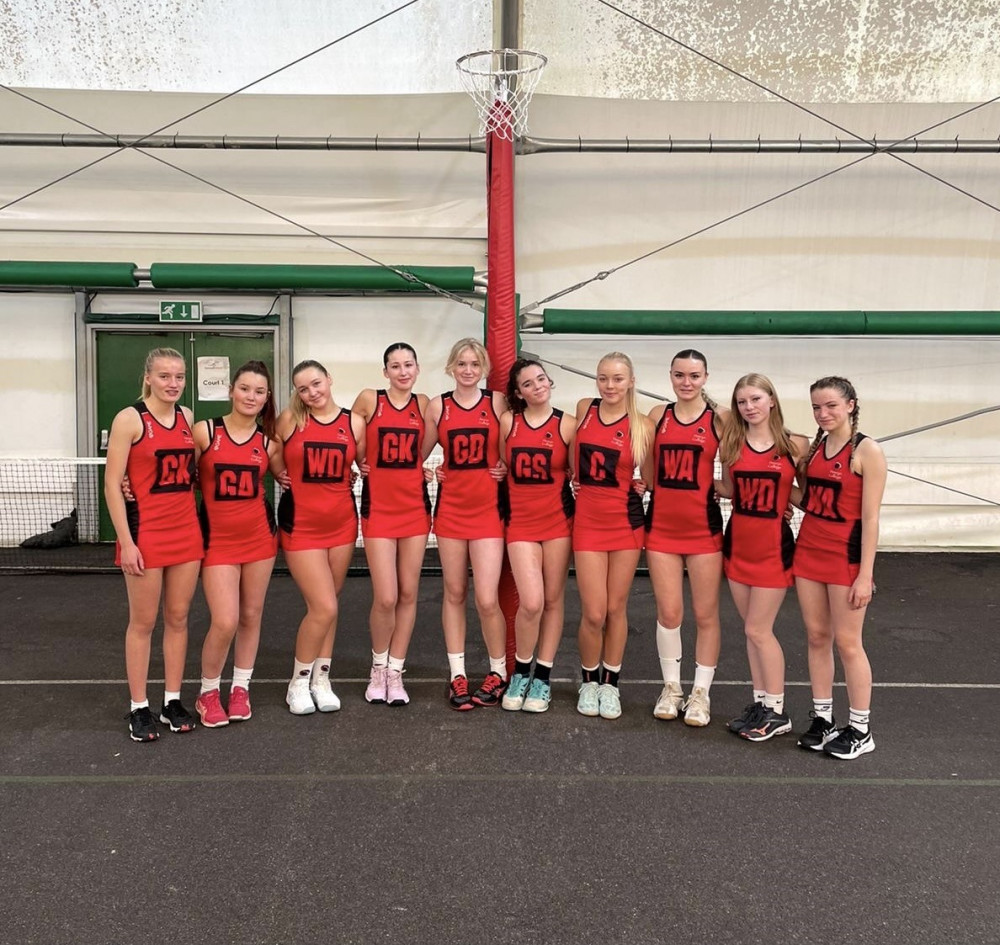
xmin=445 ymin=337 xmax=491 ymax=382
xmin=290 ymin=359 xmax=330 ymax=431
xmin=719 ymin=373 xmax=796 ymax=466
xmin=803 ymin=376 xmax=862 ymax=475
xmin=141 ymin=347 xmax=185 ymax=399
xmin=598 ymin=351 xmax=651 ymax=467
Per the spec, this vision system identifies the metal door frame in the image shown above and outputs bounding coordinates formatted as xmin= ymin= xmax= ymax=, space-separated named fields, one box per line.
xmin=76 ymin=291 xmax=291 ymax=457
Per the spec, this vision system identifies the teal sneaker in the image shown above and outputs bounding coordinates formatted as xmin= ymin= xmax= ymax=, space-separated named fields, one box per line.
xmin=598 ymin=683 xmax=622 ymax=720
xmin=577 ymin=681 xmax=600 ymax=717
xmin=522 ymin=677 xmax=551 ymax=713
xmin=501 ymin=673 xmax=531 ymax=711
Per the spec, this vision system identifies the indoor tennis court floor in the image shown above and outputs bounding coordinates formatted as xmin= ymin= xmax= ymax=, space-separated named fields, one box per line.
xmin=1 ymin=552 xmax=997 ymax=945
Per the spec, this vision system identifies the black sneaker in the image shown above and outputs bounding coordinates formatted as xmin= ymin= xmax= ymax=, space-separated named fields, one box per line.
xmin=797 ymin=712 xmax=838 ymax=751
xmin=127 ymin=706 xmax=160 ymax=743
xmin=447 ymin=675 xmax=474 ymax=711
xmin=823 ymin=725 xmax=875 ymax=760
xmin=471 ymin=672 xmax=507 ymax=707
xmin=727 ymin=701 xmax=765 ymax=735
xmin=159 ymin=699 xmax=196 ymax=733
xmin=740 ymin=708 xmax=792 ymax=742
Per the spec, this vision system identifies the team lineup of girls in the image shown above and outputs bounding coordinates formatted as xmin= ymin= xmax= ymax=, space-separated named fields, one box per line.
xmin=106 ymin=344 xmax=885 ymax=760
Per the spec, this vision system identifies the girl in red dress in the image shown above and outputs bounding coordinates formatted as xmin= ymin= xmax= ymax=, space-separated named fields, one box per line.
xmin=498 ymin=358 xmax=575 ymax=714
xmin=422 ymin=338 xmax=508 ymax=711
xmin=643 ymin=349 xmax=728 ymax=727
xmin=717 ymin=373 xmax=808 ymax=743
xmin=104 ymin=347 xmax=203 ymax=742
xmin=192 ymin=361 xmax=282 ymax=728
xmin=352 ymin=342 xmax=431 ymax=707
xmin=793 ymin=376 xmax=886 ymax=759
xmin=277 ymin=359 xmax=366 ymax=716
xmin=573 ymin=352 xmax=654 ymax=720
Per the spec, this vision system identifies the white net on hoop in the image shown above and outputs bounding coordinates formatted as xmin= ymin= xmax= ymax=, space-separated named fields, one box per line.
xmin=456 ymin=49 xmax=547 ymax=140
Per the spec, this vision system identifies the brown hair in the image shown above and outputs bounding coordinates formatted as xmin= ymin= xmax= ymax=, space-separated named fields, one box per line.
xmin=505 ymin=357 xmax=549 ymax=414
xmin=803 ymin=376 xmax=862 ymax=475
xmin=670 ymin=348 xmax=718 ymax=410
xmin=232 ymin=360 xmax=277 ymax=440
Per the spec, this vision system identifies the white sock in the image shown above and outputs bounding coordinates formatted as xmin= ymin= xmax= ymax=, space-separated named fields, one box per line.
xmin=447 ymin=652 xmax=466 ymax=680
xmin=231 ymin=666 xmax=253 ymax=691
xmin=489 ymin=655 xmax=507 ymax=679
xmin=693 ymin=663 xmax=716 ymax=693
xmin=753 ymin=689 xmax=766 ymax=704
xmin=372 ymin=649 xmax=389 ymax=667
xmin=200 ymin=675 xmax=221 ymax=695
xmin=849 ymin=707 xmax=871 ymax=733
xmin=312 ymin=658 xmax=331 ymax=681
xmin=291 ymin=658 xmax=312 ymax=683
xmin=163 ymin=690 xmax=181 ymax=704
xmin=387 ymin=655 xmax=405 ymax=673
xmin=656 ymin=623 xmax=682 ymax=685
xmin=764 ymin=691 xmax=785 ymax=714
xmin=813 ymin=698 xmax=834 ymax=722
xmin=130 ymin=699 xmax=149 ymax=712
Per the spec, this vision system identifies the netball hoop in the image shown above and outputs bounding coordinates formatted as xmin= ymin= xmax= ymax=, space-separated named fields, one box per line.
xmin=456 ymin=48 xmax=548 ymax=140
xmin=458 ymin=49 xmax=547 ymax=674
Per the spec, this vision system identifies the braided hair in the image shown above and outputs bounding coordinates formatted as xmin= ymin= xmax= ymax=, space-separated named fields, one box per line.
xmin=805 ymin=376 xmax=861 ymax=474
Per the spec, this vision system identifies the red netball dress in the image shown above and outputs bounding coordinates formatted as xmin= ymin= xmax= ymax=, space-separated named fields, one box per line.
xmin=793 ymin=435 xmax=868 ymax=586
xmin=645 ymin=404 xmax=724 ymax=555
xmin=504 ymin=408 xmax=574 ymax=543
xmin=116 ymin=402 xmax=203 ymax=568
xmin=360 ymin=390 xmax=430 ymax=540
xmin=723 ymin=442 xmax=796 ymax=588
xmin=197 ymin=418 xmax=277 ymax=567
xmin=279 ymin=410 xmax=358 ymax=551
xmin=573 ymin=399 xmax=645 ymax=552
xmin=432 ymin=390 xmax=503 ymax=540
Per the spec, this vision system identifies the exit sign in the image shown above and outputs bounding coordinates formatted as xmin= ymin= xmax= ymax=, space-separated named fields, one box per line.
xmin=159 ymin=300 xmax=202 ymax=322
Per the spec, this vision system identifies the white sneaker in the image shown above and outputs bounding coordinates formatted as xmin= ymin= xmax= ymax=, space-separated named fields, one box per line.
xmin=653 ymin=682 xmax=684 ymax=720
xmin=286 ymin=678 xmax=316 ymax=715
xmin=683 ymin=686 xmax=711 ymax=727
xmin=597 ymin=683 xmax=622 ymax=720
xmin=309 ymin=675 xmax=341 ymax=712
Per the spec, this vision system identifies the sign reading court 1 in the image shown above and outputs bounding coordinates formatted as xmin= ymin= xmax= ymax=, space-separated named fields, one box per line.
xmin=159 ymin=300 xmax=203 ymax=322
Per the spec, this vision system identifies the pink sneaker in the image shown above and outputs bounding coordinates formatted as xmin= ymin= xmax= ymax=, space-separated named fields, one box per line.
xmin=365 ymin=666 xmax=388 ymax=703
xmin=365 ymin=664 xmax=388 ymax=704
xmin=228 ymin=686 xmax=252 ymax=722
xmin=195 ymin=689 xmax=229 ymax=728
xmin=386 ymin=668 xmax=409 ymax=706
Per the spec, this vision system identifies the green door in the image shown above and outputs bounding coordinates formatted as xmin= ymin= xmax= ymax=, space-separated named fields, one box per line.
xmin=95 ymin=328 xmax=276 ymax=540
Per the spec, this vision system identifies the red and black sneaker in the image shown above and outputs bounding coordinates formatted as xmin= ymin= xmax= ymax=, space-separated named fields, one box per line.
xmin=471 ymin=672 xmax=507 ymax=707
xmin=447 ymin=674 xmax=474 ymax=711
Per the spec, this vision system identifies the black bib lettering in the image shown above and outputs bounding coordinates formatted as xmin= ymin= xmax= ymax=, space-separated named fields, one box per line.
xmin=657 ymin=444 xmax=701 ymax=490
xmin=152 ymin=449 xmax=195 ymax=493
xmin=447 ymin=428 xmax=489 ymax=469
xmin=302 ymin=441 xmax=348 ymax=482
xmin=578 ymin=443 xmax=621 ymax=488
xmin=214 ymin=463 xmax=260 ymax=501
xmin=377 ymin=428 xmax=419 ymax=469
xmin=511 ymin=446 xmax=553 ymax=484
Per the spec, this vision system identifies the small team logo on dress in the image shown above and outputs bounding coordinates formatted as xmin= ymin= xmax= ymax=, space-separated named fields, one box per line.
xmin=250 ymin=446 xmax=264 ymax=465
xmin=697 ymin=427 xmax=706 ymax=434
xmin=182 ymin=430 xmax=194 ymax=444
xmin=615 ymin=430 xmax=624 ymax=439
xmin=768 ymin=453 xmax=783 ymax=471
xmin=544 ymin=431 xmax=553 ymax=440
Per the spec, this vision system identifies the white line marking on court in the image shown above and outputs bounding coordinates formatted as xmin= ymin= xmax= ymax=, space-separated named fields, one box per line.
xmin=1 ymin=678 xmax=998 ymax=688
